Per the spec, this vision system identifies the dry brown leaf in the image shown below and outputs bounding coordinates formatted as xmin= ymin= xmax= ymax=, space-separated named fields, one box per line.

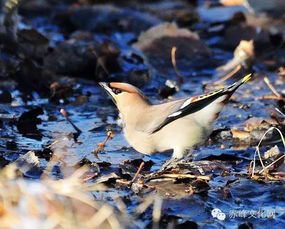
xmin=264 ymin=145 xmax=280 ymax=159
xmin=133 ymin=22 xmax=200 ymax=51
xmin=244 ymin=117 xmax=278 ymax=132
xmin=231 ymin=129 xmax=251 ymax=141
xmin=133 ymin=22 xmax=210 ymax=73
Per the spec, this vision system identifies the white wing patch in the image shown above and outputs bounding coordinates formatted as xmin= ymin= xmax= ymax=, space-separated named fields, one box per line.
xmin=180 ymin=99 xmax=192 ymax=109
xmin=193 ymin=94 xmax=227 ymax=125
xmin=168 ymin=111 xmax=182 ymax=117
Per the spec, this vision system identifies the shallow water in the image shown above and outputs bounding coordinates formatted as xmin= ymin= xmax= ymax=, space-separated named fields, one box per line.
xmin=0 ymin=0 xmax=285 ymax=228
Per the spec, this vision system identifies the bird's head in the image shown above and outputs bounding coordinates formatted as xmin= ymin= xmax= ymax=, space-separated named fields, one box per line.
xmin=99 ymin=82 xmax=150 ymax=113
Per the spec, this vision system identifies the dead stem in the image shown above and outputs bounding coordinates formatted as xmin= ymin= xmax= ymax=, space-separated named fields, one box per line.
xmin=171 ymin=46 xmax=184 ymax=84
xmin=259 ymin=154 xmax=285 ymax=174
xmin=129 ymin=161 xmax=145 ymax=186
xmin=60 ymin=108 xmax=82 ymax=134
xmin=250 ymin=127 xmax=285 ymax=177
xmin=275 ymin=108 xmax=285 ymax=118
xmin=152 ymin=173 xmax=211 ymax=181
xmin=46 ymin=140 xmax=60 ymax=149
xmin=116 ymin=179 xmax=131 ymax=186
xmin=218 ymin=64 xmax=241 ymax=83
xmin=256 ymin=95 xmax=285 ymax=101
xmin=263 ymin=76 xmax=282 ymax=98
xmin=93 ymin=131 xmax=114 ymax=158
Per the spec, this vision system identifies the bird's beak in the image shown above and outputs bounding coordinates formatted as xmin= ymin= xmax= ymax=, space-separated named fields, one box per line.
xmin=99 ymin=82 xmax=109 ymax=91
xmin=99 ymin=82 xmax=117 ymax=104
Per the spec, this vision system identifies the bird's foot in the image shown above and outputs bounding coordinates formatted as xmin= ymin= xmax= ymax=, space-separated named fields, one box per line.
xmin=160 ymin=157 xmax=183 ymax=172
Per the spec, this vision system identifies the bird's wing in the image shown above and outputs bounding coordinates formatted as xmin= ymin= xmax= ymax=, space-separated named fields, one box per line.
xmin=149 ymin=74 xmax=252 ymax=134
xmin=135 ymin=98 xmax=187 ymax=133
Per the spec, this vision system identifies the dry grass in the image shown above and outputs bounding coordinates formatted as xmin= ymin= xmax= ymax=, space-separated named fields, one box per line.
xmin=0 ymin=156 xmax=166 ymax=229
xmin=249 ymin=127 xmax=285 ymax=179
xmin=0 ymin=165 xmax=127 ymax=229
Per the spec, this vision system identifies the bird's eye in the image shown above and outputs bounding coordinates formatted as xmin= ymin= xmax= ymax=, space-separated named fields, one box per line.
xmin=112 ymin=88 xmax=122 ymax=94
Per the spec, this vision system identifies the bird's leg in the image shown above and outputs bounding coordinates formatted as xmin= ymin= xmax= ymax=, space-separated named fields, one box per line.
xmin=172 ymin=148 xmax=186 ymax=159
xmin=160 ymin=157 xmax=182 ymax=171
xmin=160 ymin=148 xmax=187 ymax=171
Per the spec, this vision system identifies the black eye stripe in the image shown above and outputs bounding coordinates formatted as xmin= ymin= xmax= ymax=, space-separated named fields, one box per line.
xmin=111 ymin=88 xmax=122 ymax=94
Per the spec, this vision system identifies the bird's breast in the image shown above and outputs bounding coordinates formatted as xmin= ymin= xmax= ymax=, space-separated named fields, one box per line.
xmin=123 ymin=127 xmax=156 ymax=155
xmin=122 ymin=115 xmax=213 ymax=155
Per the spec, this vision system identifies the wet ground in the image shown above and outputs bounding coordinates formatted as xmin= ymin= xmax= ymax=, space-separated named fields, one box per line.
xmin=0 ymin=0 xmax=285 ymax=228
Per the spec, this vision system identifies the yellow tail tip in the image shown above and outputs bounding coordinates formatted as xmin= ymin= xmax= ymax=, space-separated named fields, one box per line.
xmin=241 ymin=73 xmax=252 ymax=83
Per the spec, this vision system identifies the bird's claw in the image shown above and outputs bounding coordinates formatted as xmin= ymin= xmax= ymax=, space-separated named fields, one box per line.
xmin=160 ymin=158 xmax=183 ymax=172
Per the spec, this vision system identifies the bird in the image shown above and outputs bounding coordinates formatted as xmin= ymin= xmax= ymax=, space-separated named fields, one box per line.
xmin=99 ymin=73 xmax=252 ymax=168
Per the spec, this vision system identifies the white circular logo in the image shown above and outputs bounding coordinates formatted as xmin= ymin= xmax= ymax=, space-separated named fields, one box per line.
xmin=211 ymin=208 xmax=222 ymax=217
xmin=217 ymin=212 xmax=226 ymax=221
xmin=211 ymin=208 xmax=226 ymax=221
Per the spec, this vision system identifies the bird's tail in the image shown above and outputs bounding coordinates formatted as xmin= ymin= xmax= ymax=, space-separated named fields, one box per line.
xmin=150 ymin=73 xmax=253 ymax=133
xmin=190 ymin=73 xmax=253 ymax=125
xmin=240 ymin=73 xmax=252 ymax=84
xmin=226 ymin=73 xmax=252 ymax=93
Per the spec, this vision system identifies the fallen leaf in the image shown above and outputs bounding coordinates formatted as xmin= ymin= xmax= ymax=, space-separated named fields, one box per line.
xmin=231 ymin=129 xmax=251 ymax=141
xmin=133 ymin=22 xmax=210 ymax=73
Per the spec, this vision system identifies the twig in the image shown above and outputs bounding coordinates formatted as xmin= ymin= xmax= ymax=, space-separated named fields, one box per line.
xmin=217 ymin=64 xmax=241 ymax=83
xmin=256 ymin=95 xmax=285 ymax=101
xmin=60 ymin=109 xmax=82 ymax=134
xmin=250 ymin=127 xmax=285 ymax=177
xmin=129 ymin=161 xmax=145 ymax=186
xmin=116 ymin=179 xmax=131 ymax=186
xmin=152 ymin=173 xmax=211 ymax=181
xmin=93 ymin=131 xmax=114 ymax=158
xmin=171 ymin=46 xmax=184 ymax=84
xmin=46 ymin=140 xmax=60 ymax=149
xmin=259 ymin=154 xmax=285 ymax=174
xmin=275 ymin=108 xmax=285 ymax=118
xmin=263 ymin=77 xmax=282 ymax=98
